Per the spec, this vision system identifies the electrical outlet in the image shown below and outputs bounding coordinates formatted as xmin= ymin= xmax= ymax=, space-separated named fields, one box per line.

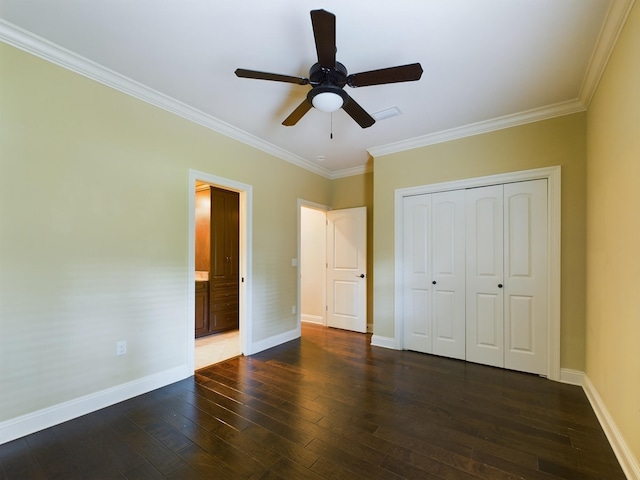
xmin=292 ymin=305 xmax=296 ymax=315
xmin=116 ymin=340 xmax=127 ymax=356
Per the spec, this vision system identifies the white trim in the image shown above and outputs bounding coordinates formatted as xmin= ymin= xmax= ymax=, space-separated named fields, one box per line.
xmin=331 ymin=163 xmax=373 ymax=179
xmin=0 ymin=366 xmax=189 ymax=446
xmin=368 ymin=0 xmax=635 ymax=160
xmin=368 ymin=100 xmax=586 ymax=158
xmin=579 ymin=0 xmax=637 ymax=107
xmin=3 ymin=0 xmax=634 ymax=181
xmin=301 ymin=314 xmax=324 ymax=325
xmin=583 ymin=375 xmax=640 ymax=480
xmin=0 ymin=19 xmax=332 ymax=180
xmin=394 ymin=166 xmax=562 ymax=381
xmin=560 ymin=368 xmax=585 ymax=386
xmin=371 ymin=335 xmax=398 ymax=350
xmin=188 ymin=170 xmax=253 ymax=363
xmin=248 ymin=327 xmax=300 ymax=356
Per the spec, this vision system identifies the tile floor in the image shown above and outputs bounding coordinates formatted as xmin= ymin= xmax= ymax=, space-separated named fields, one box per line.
xmin=194 ymin=329 xmax=240 ymax=370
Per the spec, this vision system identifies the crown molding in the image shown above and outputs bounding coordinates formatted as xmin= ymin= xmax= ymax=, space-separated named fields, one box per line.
xmin=330 ymin=163 xmax=373 ymax=179
xmin=368 ymin=99 xmax=586 ymax=158
xmin=579 ymin=0 xmax=636 ymax=107
xmin=2 ymin=0 xmax=634 ymax=176
xmin=369 ymin=0 xmax=634 ymax=159
xmin=0 ymin=19 xmax=333 ymax=179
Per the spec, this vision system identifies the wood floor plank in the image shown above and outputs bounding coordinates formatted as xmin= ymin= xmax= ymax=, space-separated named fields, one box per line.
xmin=108 ymin=415 xmax=186 ymax=477
xmin=0 ymin=324 xmax=626 ymax=479
xmin=0 ymin=438 xmax=47 ymax=480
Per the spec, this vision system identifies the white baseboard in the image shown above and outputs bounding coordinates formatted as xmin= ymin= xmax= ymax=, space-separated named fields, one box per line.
xmin=371 ymin=334 xmax=398 ymax=350
xmin=0 ymin=365 xmax=191 ymax=446
xmin=583 ymin=374 xmax=640 ymax=480
xmin=248 ymin=327 xmax=300 ymax=355
xmin=301 ymin=314 xmax=324 ymax=325
xmin=559 ymin=368 xmax=585 ymax=386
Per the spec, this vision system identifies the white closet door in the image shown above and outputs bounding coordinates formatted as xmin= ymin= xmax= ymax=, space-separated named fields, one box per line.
xmin=466 ymin=185 xmax=504 ymax=368
xmin=403 ymin=195 xmax=432 ymax=353
xmin=504 ymin=179 xmax=548 ymax=374
xmin=431 ymin=190 xmax=466 ymax=360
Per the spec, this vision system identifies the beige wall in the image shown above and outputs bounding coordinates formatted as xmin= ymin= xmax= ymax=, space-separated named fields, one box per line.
xmin=373 ymin=113 xmax=587 ymax=370
xmin=586 ymin=1 xmax=640 ymax=463
xmin=0 ymin=42 xmax=331 ymax=422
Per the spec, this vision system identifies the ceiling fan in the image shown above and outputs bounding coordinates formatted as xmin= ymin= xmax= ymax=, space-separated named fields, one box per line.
xmin=235 ymin=9 xmax=423 ymax=129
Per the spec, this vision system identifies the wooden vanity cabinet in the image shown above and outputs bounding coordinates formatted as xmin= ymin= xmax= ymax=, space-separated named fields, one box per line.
xmin=194 ymin=281 xmax=209 ymax=338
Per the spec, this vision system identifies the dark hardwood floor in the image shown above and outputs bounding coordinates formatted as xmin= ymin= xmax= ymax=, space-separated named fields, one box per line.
xmin=0 ymin=324 xmax=625 ymax=479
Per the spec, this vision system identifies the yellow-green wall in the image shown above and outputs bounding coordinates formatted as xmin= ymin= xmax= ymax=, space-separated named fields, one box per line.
xmin=2 ymin=6 xmax=638 ymax=466
xmin=373 ymin=113 xmax=588 ymax=371
xmin=586 ymin=1 xmax=640 ymax=464
xmin=0 ymin=42 xmax=331 ymax=422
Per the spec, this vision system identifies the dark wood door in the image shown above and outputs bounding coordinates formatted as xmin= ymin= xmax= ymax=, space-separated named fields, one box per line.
xmin=209 ymin=187 xmax=239 ymax=333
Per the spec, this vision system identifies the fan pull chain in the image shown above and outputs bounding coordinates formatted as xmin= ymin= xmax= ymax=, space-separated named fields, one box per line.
xmin=330 ymin=112 xmax=333 ymax=139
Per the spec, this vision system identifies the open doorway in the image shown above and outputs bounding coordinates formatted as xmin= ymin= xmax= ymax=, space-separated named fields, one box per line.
xmin=299 ymin=201 xmax=367 ymax=333
xmin=188 ymin=170 xmax=252 ymax=371
xmin=300 ymin=203 xmax=328 ymax=327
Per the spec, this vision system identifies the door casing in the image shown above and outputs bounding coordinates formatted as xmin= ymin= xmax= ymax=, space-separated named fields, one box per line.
xmin=188 ymin=169 xmax=252 ymax=369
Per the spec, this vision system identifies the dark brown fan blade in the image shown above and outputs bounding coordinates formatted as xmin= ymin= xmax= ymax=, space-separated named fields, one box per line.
xmin=347 ymin=63 xmax=423 ymax=87
xmin=342 ymin=94 xmax=375 ymax=128
xmin=282 ymin=99 xmax=313 ymax=126
xmin=311 ymin=9 xmax=336 ymax=68
xmin=235 ymin=68 xmax=309 ymax=85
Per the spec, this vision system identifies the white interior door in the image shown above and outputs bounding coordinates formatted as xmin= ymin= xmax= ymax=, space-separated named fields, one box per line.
xmin=431 ymin=190 xmax=466 ymax=360
xmin=466 ymin=185 xmax=504 ymax=368
xmin=504 ymin=179 xmax=548 ymax=374
xmin=402 ymin=195 xmax=433 ymax=353
xmin=326 ymin=207 xmax=367 ymax=333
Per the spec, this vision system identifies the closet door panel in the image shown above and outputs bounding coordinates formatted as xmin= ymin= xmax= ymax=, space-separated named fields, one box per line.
xmin=466 ymin=185 xmax=504 ymax=368
xmin=475 ymin=293 xmax=501 ymax=347
xmin=403 ymin=195 xmax=432 ymax=353
xmin=504 ymin=179 xmax=548 ymax=374
xmin=432 ymin=190 xmax=466 ymax=360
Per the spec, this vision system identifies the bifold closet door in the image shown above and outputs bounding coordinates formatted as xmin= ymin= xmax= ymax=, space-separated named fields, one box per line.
xmin=465 ymin=179 xmax=548 ymax=374
xmin=465 ymin=185 xmax=505 ymax=368
xmin=503 ymin=179 xmax=548 ymax=375
xmin=431 ymin=190 xmax=466 ymax=360
xmin=402 ymin=191 xmax=465 ymax=357
xmin=403 ymin=194 xmax=433 ymax=353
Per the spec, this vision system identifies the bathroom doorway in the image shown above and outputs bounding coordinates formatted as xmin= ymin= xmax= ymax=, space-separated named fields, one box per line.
xmin=188 ymin=170 xmax=252 ymax=371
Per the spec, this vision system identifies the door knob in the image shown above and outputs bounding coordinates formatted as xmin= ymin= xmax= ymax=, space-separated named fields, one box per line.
xmin=432 ymin=281 xmax=437 ymax=285
xmin=498 ymin=284 xmax=503 ymax=288
xmin=357 ymin=274 xmax=366 ymax=278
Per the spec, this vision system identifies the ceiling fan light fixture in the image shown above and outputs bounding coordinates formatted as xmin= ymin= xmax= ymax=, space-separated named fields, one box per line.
xmin=312 ymin=92 xmax=343 ymax=112
xmin=309 ymin=86 xmax=347 ymax=113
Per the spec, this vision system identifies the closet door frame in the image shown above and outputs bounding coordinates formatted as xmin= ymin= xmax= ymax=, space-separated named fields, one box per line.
xmin=394 ymin=166 xmax=561 ymax=381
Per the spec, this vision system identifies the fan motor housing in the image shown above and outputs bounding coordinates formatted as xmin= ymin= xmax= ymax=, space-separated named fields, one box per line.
xmin=309 ymin=62 xmax=348 ymax=87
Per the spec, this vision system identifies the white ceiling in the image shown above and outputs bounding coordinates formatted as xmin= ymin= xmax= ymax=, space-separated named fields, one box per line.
xmin=0 ymin=0 xmax=633 ymax=177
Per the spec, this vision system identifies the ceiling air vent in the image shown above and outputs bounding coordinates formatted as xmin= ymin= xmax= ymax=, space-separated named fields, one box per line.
xmin=372 ymin=106 xmax=401 ymax=121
